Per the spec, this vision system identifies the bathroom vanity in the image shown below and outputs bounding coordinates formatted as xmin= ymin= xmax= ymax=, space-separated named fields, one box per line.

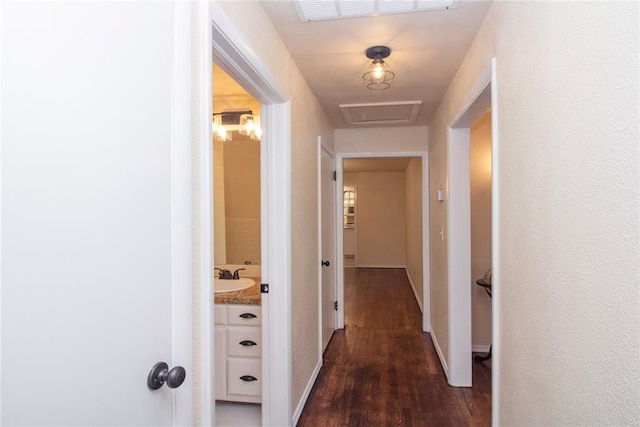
xmin=214 ymin=280 xmax=261 ymax=403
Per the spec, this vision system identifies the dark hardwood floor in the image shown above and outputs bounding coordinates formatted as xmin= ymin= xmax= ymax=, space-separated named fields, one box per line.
xmin=297 ymin=268 xmax=491 ymax=427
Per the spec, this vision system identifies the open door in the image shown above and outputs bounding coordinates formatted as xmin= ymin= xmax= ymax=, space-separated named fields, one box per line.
xmin=1 ymin=2 xmax=194 ymax=424
xmin=320 ymin=144 xmax=337 ymax=351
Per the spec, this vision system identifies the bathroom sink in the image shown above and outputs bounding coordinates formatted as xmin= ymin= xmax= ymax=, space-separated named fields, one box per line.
xmin=214 ymin=277 xmax=255 ymax=294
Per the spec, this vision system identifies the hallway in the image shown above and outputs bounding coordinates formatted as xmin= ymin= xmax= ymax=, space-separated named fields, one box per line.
xmin=298 ymin=268 xmax=491 ymax=426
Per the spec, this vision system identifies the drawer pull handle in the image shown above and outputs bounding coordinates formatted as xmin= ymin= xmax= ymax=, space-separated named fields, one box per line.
xmin=239 ymin=340 xmax=257 ymax=347
xmin=239 ymin=313 xmax=257 ymax=319
xmin=240 ymin=375 xmax=258 ymax=382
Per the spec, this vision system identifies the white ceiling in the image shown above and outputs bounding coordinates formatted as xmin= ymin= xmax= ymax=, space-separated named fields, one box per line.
xmin=260 ymin=0 xmax=491 ymax=129
xmin=212 ymin=63 xmax=260 ymax=114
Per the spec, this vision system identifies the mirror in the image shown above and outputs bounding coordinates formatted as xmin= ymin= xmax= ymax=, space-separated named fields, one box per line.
xmin=213 ymin=64 xmax=261 ymax=265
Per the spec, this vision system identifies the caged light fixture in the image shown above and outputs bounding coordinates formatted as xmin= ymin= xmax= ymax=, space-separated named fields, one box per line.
xmin=362 ymin=46 xmax=395 ymax=90
xmin=212 ymin=110 xmax=262 ymax=142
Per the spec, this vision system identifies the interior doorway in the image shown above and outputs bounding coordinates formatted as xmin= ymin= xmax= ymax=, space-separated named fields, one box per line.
xmin=446 ymin=58 xmax=498 ymax=414
xmin=209 ymin=3 xmax=293 ymax=425
xmin=335 ymin=152 xmax=430 ymax=332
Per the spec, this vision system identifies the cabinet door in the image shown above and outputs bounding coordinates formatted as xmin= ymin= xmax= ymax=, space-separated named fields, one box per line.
xmin=214 ymin=326 xmax=227 ymax=399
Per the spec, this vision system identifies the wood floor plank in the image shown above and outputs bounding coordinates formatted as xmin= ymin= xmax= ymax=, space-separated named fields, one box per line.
xmin=297 ymin=268 xmax=491 ymax=427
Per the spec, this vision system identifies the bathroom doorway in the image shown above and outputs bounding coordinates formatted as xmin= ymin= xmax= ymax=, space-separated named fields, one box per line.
xmin=209 ymin=5 xmax=293 ymax=425
xmin=212 ymin=64 xmax=263 ymax=425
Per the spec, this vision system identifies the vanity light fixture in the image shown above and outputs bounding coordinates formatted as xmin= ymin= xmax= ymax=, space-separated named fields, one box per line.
xmin=238 ymin=113 xmax=261 ymax=140
xmin=362 ymin=46 xmax=395 ymax=90
xmin=212 ymin=110 xmax=261 ymax=141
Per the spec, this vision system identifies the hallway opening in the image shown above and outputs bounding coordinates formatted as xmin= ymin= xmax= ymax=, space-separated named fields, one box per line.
xmin=299 ymin=268 xmax=491 ymax=425
xmin=335 ymin=153 xmax=430 ymax=333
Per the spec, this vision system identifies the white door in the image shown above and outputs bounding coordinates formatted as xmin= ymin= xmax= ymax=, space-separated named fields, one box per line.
xmin=1 ymin=2 xmax=194 ymax=425
xmin=320 ymin=146 xmax=337 ymax=351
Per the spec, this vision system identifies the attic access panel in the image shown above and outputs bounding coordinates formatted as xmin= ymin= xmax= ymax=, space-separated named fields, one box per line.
xmin=340 ymin=101 xmax=422 ymax=126
xmin=294 ymin=0 xmax=458 ymax=22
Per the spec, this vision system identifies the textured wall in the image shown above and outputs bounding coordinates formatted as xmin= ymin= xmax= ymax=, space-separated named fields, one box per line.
xmin=427 ymin=4 xmax=497 ymax=371
xmin=405 ymin=158 xmax=424 ymax=307
xmin=289 ymin=62 xmax=335 ymax=411
xmin=470 ymin=111 xmax=492 ymax=347
xmin=494 ymin=2 xmax=639 ymax=424
xmin=349 ymin=172 xmax=407 ymax=267
xmin=429 ymin=1 xmax=639 ymax=424
xmin=335 ymin=126 xmax=428 ymax=153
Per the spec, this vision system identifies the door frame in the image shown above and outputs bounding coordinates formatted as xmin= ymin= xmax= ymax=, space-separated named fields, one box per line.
xmin=207 ymin=3 xmax=292 ymax=426
xmin=446 ymin=57 xmax=498 ymax=404
xmin=335 ymin=151 xmax=430 ymax=332
xmin=318 ymin=139 xmax=337 ymax=355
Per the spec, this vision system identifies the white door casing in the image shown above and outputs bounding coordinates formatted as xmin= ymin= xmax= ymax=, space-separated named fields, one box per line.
xmin=446 ymin=59 xmax=495 ymax=389
xmin=210 ymin=2 xmax=292 ymax=424
xmin=319 ymin=142 xmax=337 ymax=352
xmin=1 ymin=2 xmax=193 ymax=425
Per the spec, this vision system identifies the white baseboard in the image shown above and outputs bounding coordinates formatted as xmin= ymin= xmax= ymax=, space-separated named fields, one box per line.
xmin=356 ymin=264 xmax=406 ymax=269
xmin=430 ymin=330 xmax=449 ymax=380
xmin=472 ymin=344 xmax=491 ymax=353
xmin=292 ymin=358 xmax=322 ymax=425
xmin=404 ymin=267 xmax=423 ymax=312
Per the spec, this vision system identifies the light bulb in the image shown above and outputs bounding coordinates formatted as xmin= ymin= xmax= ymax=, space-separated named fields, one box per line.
xmin=217 ymin=128 xmax=228 ymax=140
xmin=239 ymin=114 xmax=255 ymax=137
xmin=372 ymin=62 xmax=385 ymax=82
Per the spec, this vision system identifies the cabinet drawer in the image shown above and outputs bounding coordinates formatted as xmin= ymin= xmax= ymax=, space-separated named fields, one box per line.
xmin=214 ymin=304 xmax=227 ymax=325
xmin=228 ymin=327 xmax=261 ymax=358
xmin=227 ymin=305 xmax=261 ymax=326
xmin=227 ymin=358 xmax=261 ymax=397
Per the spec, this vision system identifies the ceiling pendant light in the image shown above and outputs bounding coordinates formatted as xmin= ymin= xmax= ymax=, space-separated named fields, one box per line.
xmin=362 ymin=46 xmax=395 ymax=90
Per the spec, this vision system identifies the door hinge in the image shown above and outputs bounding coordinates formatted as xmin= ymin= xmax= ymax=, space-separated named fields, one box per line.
xmin=334 ymin=301 xmax=338 ymax=311
xmin=333 ymin=171 xmax=336 ymax=181
xmin=261 ymin=283 xmax=269 ymax=294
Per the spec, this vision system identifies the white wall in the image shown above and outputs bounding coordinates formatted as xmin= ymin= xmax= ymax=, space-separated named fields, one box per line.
xmin=429 ymin=2 xmax=639 ymax=424
xmin=495 ymin=3 xmax=639 ymax=424
xmin=345 ymin=172 xmax=407 ymax=268
xmin=427 ymin=3 xmax=497 ymax=374
xmin=336 ymin=126 xmax=427 ymax=153
xmin=405 ymin=158 xmax=424 ymax=308
xmin=289 ymin=62 xmax=334 ymax=411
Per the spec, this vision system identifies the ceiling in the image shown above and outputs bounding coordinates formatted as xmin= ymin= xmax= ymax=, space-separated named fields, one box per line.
xmin=212 ymin=63 xmax=260 ymax=114
xmin=260 ymin=0 xmax=492 ymax=129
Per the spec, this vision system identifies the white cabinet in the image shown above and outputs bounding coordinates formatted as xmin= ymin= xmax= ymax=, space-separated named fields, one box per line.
xmin=214 ymin=304 xmax=261 ymax=403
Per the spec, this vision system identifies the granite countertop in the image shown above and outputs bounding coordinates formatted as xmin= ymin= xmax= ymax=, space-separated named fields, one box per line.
xmin=214 ymin=277 xmax=261 ymax=306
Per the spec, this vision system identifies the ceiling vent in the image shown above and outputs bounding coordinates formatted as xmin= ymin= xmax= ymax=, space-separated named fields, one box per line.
xmin=340 ymin=101 xmax=421 ymax=126
xmin=294 ymin=0 xmax=458 ymax=22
